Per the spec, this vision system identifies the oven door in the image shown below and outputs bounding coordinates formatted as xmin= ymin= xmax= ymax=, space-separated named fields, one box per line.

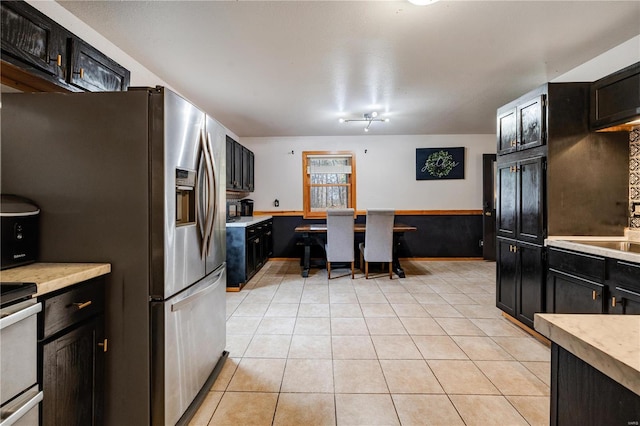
xmin=0 ymin=385 xmax=42 ymax=426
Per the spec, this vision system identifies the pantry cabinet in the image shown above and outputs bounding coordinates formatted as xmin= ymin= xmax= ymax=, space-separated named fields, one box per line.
xmin=497 ymin=94 xmax=545 ymax=155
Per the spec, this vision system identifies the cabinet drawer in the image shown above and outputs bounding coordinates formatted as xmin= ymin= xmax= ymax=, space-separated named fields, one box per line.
xmin=548 ymin=248 xmax=605 ymax=283
xmin=40 ymin=278 xmax=105 ymax=340
xmin=608 ymin=260 xmax=640 ymax=291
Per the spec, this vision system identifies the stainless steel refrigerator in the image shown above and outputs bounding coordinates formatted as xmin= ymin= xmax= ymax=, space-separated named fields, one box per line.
xmin=1 ymin=87 xmax=227 ymax=425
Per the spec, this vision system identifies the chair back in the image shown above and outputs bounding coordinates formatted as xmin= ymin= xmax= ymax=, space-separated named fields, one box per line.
xmin=326 ymin=208 xmax=355 ymax=262
xmin=363 ymin=209 xmax=394 ymax=262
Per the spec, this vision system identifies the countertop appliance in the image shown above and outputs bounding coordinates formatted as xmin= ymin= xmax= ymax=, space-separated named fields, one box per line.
xmin=1 ymin=87 xmax=227 ymax=426
xmin=226 ymin=200 xmax=241 ymax=222
xmin=240 ymin=198 xmax=254 ymax=217
xmin=0 ymin=282 xmax=43 ymax=426
xmin=1 ymin=195 xmax=39 ymax=270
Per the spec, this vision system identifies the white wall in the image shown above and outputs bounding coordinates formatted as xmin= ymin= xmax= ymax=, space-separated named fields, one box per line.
xmin=241 ymin=134 xmax=496 ymax=212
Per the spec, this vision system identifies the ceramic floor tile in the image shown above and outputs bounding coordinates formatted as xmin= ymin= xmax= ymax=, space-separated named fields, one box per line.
xmin=492 ymin=337 xmax=551 ymax=362
xmin=227 ymin=358 xmax=286 ymax=392
xmin=434 ymin=317 xmax=486 ymax=336
xmin=428 ymin=360 xmax=500 ymax=395
xmin=360 ymin=303 xmax=397 ymax=317
xmin=281 ymin=358 xmax=334 ymax=393
xmin=427 ymin=283 xmax=463 ymax=294
xmin=378 ymin=282 xmax=410 ymax=294
xmin=243 ymin=334 xmax=292 ymax=358
xmin=506 ymin=395 xmax=551 ymax=426
xmin=355 ymin=292 xmax=389 ymax=303
xmin=224 ymin=334 xmax=252 ymax=358
xmin=365 ymin=317 xmax=408 ymax=335
xmin=384 ymin=292 xmax=418 ymax=304
xmin=371 ymin=335 xmax=422 ymax=359
xmin=449 ymin=395 xmax=529 ymax=426
xmin=392 ymin=394 xmax=464 ymax=425
xmin=452 ymin=336 xmax=514 ymax=360
xmin=422 ymin=304 xmax=464 ymax=318
xmin=413 ymin=335 xmax=468 ymax=360
xmin=468 ymin=293 xmax=496 ymax=305
xmin=209 ymin=392 xmax=278 ymax=426
xmin=390 ymin=303 xmax=429 ymax=317
xmin=271 ymin=290 xmax=302 ymax=304
xmin=188 ymin=391 xmax=223 ymax=426
xmin=294 ymin=317 xmax=331 ymax=335
xmin=453 ymin=304 xmax=504 ymax=319
xmin=225 ymin=316 xmax=262 ymax=335
xmin=476 ymin=360 xmax=550 ymax=396
xmin=273 ymin=393 xmax=336 ymax=426
xmin=412 ymin=293 xmax=447 ymax=304
xmin=255 ymin=317 xmax=296 ymax=335
xmin=210 ymin=357 xmax=239 ymax=391
xmin=399 ymin=317 xmax=447 ymax=335
xmin=288 ymin=334 xmax=332 ymax=359
xmin=441 ymin=293 xmax=477 ymax=304
xmin=332 ymin=335 xmax=377 ymax=359
xmin=331 ymin=317 xmax=370 ymax=335
xmin=233 ymin=300 xmax=269 ymax=317
xmin=333 ymin=360 xmax=389 ymax=393
xmin=380 ymin=359 xmax=444 ymax=393
xmin=301 ymin=290 xmax=330 ymax=304
xmin=521 ymin=361 xmax=551 ymax=387
xmin=335 ymin=394 xmax=400 ymax=425
xmin=329 ymin=292 xmax=359 ymax=304
xmin=469 ymin=318 xmax=528 ymax=337
xmin=264 ymin=303 xmax=299 ymax=317
xmin=401 ymin=282 xmax=436 ymax=294
xmin=297 ymin=303 xmax=330 ymax=317
xmin=330 ymin=303 xmax=363 ymax=318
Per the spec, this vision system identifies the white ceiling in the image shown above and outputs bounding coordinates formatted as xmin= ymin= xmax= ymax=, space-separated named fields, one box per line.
xmin=56 ymin=0 xmax=640 ymax=138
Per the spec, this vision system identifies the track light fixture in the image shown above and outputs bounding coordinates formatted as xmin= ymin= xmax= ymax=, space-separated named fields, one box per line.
xmin=338 ymin=111 xmax=390 ymax=132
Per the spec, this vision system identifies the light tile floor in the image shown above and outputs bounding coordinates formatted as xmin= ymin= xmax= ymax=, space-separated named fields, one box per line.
xmin=190 ymin=260 xmax=551 ymax=426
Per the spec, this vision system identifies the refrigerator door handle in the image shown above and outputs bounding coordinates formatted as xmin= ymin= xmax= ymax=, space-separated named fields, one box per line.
xmin=170 ymin=266 xmax=225 ymax=312
xmin=199 ymin=128 xmax=215 ymax=259
xmin=205 ymin=131 xmax=217 ymax=257
xmin=196 ymin=136 xmax=207 ymax=248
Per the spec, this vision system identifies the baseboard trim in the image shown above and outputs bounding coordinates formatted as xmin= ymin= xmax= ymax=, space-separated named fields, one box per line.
xmin=254 ymin=210 xmax=482 ymax=216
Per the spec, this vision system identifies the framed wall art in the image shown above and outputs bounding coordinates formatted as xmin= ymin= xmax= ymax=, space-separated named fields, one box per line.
xmin=416 ymin=147 xmax=465 ymax=180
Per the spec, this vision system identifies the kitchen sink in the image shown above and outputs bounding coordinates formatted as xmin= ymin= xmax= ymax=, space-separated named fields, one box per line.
xmin=570 ymin=240 xmax=640 ymax=254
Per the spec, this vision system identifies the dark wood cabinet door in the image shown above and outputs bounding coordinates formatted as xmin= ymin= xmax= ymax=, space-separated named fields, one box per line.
xmin=496 ymin=238 xmax=517 ymax=316
xmin=233 ymin=141 xmax=243 ymax=189
xmin=42 ymin=317 xmax=104 ymax=426
xmin=518 ymin=156 xmax=545 ymax=243
xmin=225 ymin=136 xmax=235 ymax=190
xmin=497 ymin=109 xmax=517 ymax=155
xmin=517 ymin=95 xmax=545 ymax=150
xmin=1 ymin=1 xmax=67 ymax=79
xmin=496 ymin=161 xmax=517 ymax=239
xmin=547 ymin=271 xmax=604 ymax=314
xmin=590 ymin=62 xmax=640 ymax=130
xmin=242 ymin=146 xmax=252 ymax=191
xmin=247 ymin=150 xmax=255 ymax=192
xmin=68 ymin=38 xmax=130 ymax=92
xmin=609 ymin=286 xmax=640 ymax=315
xmin=517 ymin=242 xmax=545 ymax=328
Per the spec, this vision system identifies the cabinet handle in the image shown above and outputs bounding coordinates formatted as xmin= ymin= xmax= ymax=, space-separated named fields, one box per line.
xmin=255 ymin=238 xmax=260 ymax=244
xmin=510 ymin=140 xmax=517 ymax=147
xmin=98 ymin=338 xmax=108 ymax=353
xmin=592 ymin=291 xmax=597 ymax=301
xmin=73 ymin=300 xmax=92 ymax=310
xmin=49 ymin=54 xmax=62 ymax=67
xmin=611 ymin=296 xmax=616 ymax=307
xmin=73 ymin=68 xmax=85 ymax=79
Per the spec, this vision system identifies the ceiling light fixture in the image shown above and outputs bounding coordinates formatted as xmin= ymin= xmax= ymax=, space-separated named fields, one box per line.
xmin=339 ymin=112 xmax=390 ymax=132
xmin=407 ymin=0 xmax=440 ymax=5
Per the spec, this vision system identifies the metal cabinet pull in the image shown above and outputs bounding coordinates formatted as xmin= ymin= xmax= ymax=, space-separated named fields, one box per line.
xmin=611 ymin=296 xmax=616 ymax=307
xmin=98 ymin=338 xmax=108 ymax=352
xmin=592 ymin=291 xmax=597 ymax=301
xmin=74 ymin=68 xmax=85 ymax=79
xmin=73 ymin=301 xmax=92 ymax=310
xmin=49 ymin=54 xmax=62 ymax=66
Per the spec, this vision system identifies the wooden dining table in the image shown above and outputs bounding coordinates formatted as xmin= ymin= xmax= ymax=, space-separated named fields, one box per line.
xmin=294 ymin=223 xmax=417 ymax=278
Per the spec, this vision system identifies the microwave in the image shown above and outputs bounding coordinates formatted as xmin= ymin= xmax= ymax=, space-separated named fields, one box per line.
xmin=226 ymin=200 xmax=241 ymax=222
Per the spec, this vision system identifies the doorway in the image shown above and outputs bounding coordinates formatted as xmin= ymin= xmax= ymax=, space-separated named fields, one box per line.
xmin=482 ymin=154 xmax=497 ymax=261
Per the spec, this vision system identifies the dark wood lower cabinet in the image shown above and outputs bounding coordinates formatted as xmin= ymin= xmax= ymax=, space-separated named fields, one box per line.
xmin=42 ymin=318 xmax=104 ymax=425
xmin=38 ymin=278 xmax=105 ymax=425
xmin=226 ymin=219 xmax=273 ymax=289
xmin=551 ymin=344 xmax=640 ymax=426
xmin=546 ymin=270 xmax=604 ymax=314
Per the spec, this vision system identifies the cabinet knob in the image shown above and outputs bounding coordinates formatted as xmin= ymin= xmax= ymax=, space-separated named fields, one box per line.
xmin=73 ymin=300 xmax=92 ymax=310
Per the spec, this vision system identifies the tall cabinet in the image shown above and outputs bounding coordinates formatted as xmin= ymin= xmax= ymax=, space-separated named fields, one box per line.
xmin=495 ymin=83 xmax=629 ymax=329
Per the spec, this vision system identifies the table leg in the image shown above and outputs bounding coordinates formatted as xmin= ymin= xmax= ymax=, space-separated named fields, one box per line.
xmin=301 ymin=232 xmax=310 ymax=277
xmin=392 ymin=233 xmax=406 ymax=278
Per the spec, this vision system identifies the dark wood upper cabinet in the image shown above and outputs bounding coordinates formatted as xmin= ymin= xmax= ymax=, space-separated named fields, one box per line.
xmin=69 ymin=38 xmax=130 ymax=92
xmin=226 ymin=136 xmax=254 ymax=192
xmin=590 ymin=62 xmax=640 ymax=131
xmin=497 ymin=109 xmax=517 ymax=155
xmin=1 ymin=0 xmax=130 ymax=93
xmin=497 ymin=94 xmax=545 ymax=155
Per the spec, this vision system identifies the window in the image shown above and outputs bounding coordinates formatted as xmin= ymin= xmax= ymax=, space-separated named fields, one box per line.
xmin=303 ymin=151 xmax=356 ymax=218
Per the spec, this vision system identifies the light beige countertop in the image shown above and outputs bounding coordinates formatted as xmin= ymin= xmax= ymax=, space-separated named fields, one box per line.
xmin=534 ymin=313 xmax=640 ymax=395
xmin=0 ymin=262 xmax=111 ymax=297
xmin=226 ymin=215 xmax=272 ymax=228
xmin=546 ymin=236 xmax=640 ymax=263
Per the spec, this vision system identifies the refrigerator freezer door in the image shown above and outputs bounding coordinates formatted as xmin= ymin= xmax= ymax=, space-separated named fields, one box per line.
xmin=150 ymin=89 xmax=207 ymax=299
xmin=150 ymin=264 xmax=226 ymax=425
xmin=205 ymin=116 xmax=227 ymax=274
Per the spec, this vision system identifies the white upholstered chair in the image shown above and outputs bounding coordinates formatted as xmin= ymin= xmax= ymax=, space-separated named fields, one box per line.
xmin=359 ymin=209 xmax=395 ymax=279
xmin=325 ymin=208 xmax=355 ymax=279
